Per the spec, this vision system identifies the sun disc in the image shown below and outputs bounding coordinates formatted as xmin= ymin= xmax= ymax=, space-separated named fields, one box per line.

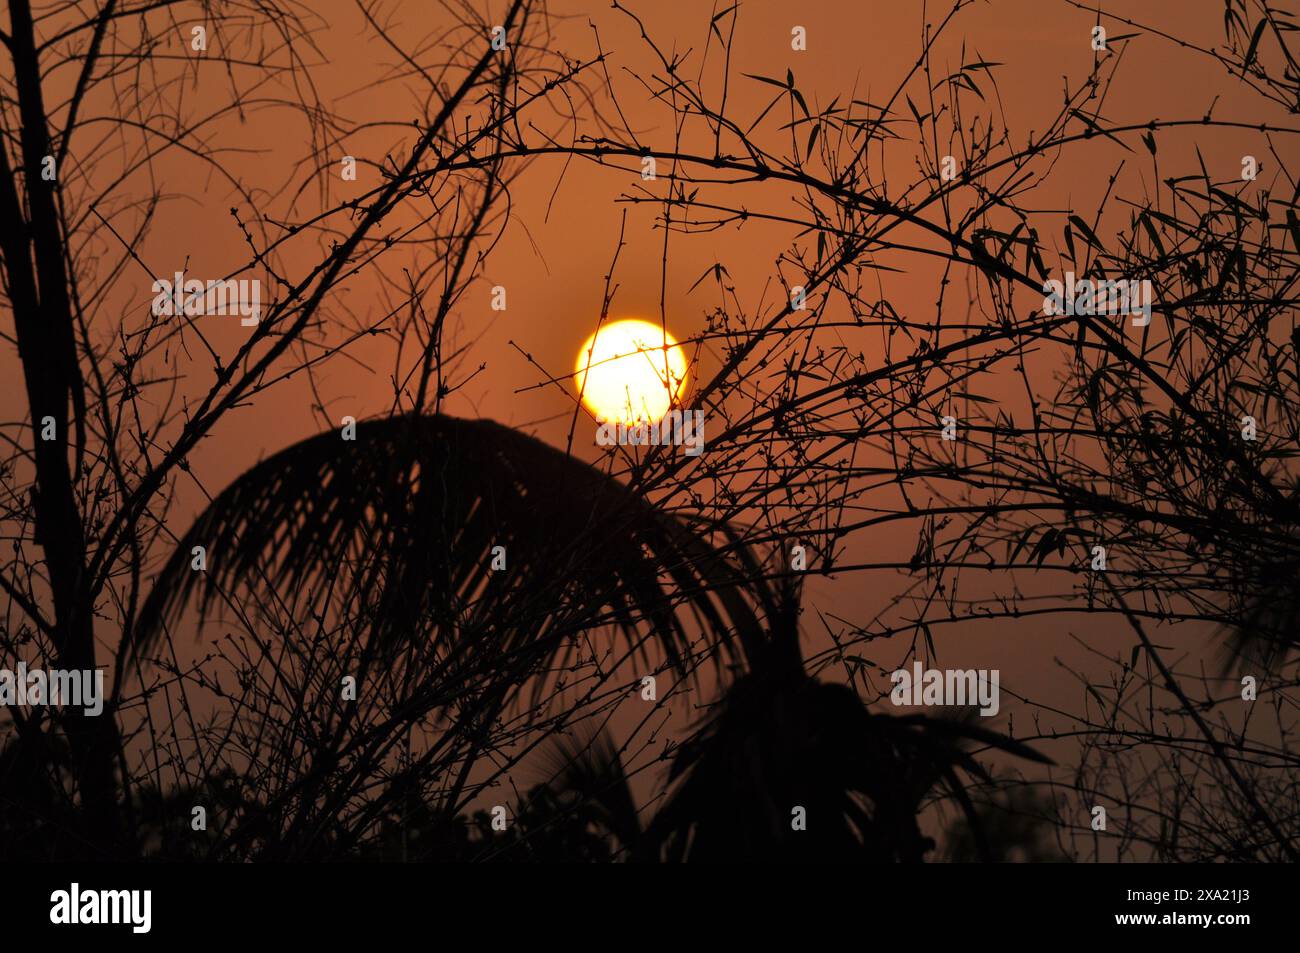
xmin=573 ymin=319 xmax=688 ymax=424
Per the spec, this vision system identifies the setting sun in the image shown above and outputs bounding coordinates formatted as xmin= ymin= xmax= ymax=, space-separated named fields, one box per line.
xmin=574 ymin=319 xmax=688 ymax=424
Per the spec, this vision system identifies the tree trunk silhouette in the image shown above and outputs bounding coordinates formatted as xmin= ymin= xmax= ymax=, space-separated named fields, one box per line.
xmin=2 ymin=0 xmax=118 ymax=853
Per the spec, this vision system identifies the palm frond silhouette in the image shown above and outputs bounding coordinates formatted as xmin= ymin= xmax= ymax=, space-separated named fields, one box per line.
xmin=646 ymin=581 xmax=1053 ymax=861
xmin=511 ymin=581 xmax=1053 ymax=863
xmin=134 ymin=413 xmax=770 ymax=678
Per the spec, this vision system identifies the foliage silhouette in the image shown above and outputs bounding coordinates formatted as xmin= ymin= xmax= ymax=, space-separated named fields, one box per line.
xmin=439 ymin=583 xmax=1053 ymax=863
xmin=135 ymin=413 xmax=770 ymax=675
xmin=646 ymin=583 xmax=1052 ymax=862
xmin=127 ymin=417 xmax=1049 ymax=862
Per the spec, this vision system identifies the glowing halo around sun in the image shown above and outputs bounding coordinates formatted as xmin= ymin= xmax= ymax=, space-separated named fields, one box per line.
xmin=574 ymin=319 xmax=689 ymax=425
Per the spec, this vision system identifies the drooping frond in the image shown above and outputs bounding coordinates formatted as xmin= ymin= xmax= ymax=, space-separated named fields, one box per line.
xmin=132 ymin=414 xmax=772 ymax=680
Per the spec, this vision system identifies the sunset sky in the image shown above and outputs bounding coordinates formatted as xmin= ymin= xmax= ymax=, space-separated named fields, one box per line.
xmin=4 ymin=0 xmax=1293 ymax=864
xmin=86 ymin=0 xmax=1273 ymax=712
